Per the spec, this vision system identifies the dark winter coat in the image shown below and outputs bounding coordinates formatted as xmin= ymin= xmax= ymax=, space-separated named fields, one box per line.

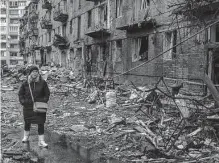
xmin=18 ymin=76 xmax=50 ymax=124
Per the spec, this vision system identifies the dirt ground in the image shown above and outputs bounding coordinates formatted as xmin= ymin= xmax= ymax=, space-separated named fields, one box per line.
xmin=2 ymin=76 xmax=219 ymax=163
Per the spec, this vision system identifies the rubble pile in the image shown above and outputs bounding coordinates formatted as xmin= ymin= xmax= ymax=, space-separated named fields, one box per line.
xmin=45 ymin=77 xmax=219 ymax=162
xmin=1 ymin=65 xmax=27 ymax=85
xmin=2 ymin=65 xmax=219 ymax=162
xmin=39 ymin=66 xmax=84 ymax=84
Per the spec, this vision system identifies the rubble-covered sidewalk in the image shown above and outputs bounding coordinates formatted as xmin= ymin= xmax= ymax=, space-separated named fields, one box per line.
xmin=2 ymin=65 xmax=219 ymax=163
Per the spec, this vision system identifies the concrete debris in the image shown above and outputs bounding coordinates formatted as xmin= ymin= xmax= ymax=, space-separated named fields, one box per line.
xmin=70 ymin=125 xmax=89 ymax=132
xmin=2 ymin=65 xmax=219 ymax=162
xmin=105 ymin=90 xmax=117 ymax=108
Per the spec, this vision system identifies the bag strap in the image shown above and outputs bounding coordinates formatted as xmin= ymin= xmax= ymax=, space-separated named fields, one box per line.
xmin=28 ymin=82 xmax=35 ymax=103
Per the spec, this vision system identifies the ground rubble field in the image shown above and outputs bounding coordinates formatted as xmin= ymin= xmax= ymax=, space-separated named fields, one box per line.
xmin=2 ymin=66 xmax=219 ymax=163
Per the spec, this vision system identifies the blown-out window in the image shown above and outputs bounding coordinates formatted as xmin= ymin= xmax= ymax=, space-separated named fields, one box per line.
xmin=163 ymin=30 xmax=177 ymax=60
xmin=132 ymin=36 xmax=149 ymax=62
xmin=88 ymin=10 xmax=92 ymax=28
xmin=116 ymin=0 xmax=123 ymax=18
xmin=77 ymin=16 xmax=81 ymax=39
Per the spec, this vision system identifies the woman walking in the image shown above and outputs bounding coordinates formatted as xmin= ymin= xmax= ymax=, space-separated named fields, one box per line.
xmin=18 ymin=65 xmax=50 ymax=148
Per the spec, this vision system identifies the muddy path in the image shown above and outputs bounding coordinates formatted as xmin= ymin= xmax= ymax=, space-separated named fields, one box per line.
xmin=1 ymin=87 xmax=88 ymax=163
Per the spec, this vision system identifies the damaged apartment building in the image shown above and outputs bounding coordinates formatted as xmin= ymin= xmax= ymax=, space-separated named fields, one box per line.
xmin=19 ymin=0 xmax=219 ymax=94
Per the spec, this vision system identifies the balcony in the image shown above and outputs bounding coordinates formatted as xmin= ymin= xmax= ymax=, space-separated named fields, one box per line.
xmin=85 ymin=21 xmax=110 ymax=38
xmin=116 ymin=8 xmax=156 ymax=31
xmin=30 ymin=44 xmax=40 ymax=51
xmin=85 ymin=5 xmax=110 ymax=38
xmin=9 ymin=39 xmax=19 ymax=44
xmin=9 ymin=31 xmax=19 ymax=35
xmin=9 ymin=48 xmax=19 ymax=52
xmin=1 ymin=39 xmax=6 ymax=43
xmin=53 ymin=1 xmax=68 ymax=23
xmin=9 ymin=14 xmax=20 ymax=18
xmin=53 ymin=34 xmax=69 ymax=49
xmin=173 ymin=1 xmax=219 ymax=16
xmin=29 ymin=12 xmax=38 ymax=21
xmin=42 ymin=0 xmax=52 ymax=10
xmin=205 ymin=42 xmax=219 ymax=49
xmin=10 ymin=56 xmax=23 ymax=61
xmin=9 ymin=5 xmax=18 ymax=8
xmin=29 ymin=28 xmax=38 ymax=37
xmin=0 ymin=47 xmax=6 ymax=50
xmin=31 ymin=0 xmax=39 ymax=4
xmin=0 ymin=14 xmax=6 ymax=18
xmin=40 ymin=19 xmax=52 ymax=29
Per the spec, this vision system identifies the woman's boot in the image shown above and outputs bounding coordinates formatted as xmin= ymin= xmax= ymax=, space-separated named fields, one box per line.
xmin=22 ymin=131 xmax=30 ymax=143
xmin=38 ymin=135 xmax=48 ymax=148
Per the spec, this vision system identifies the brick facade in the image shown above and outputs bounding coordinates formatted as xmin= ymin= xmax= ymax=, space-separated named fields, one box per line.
xmin=20 ymin=0 xmax=219 ymax=94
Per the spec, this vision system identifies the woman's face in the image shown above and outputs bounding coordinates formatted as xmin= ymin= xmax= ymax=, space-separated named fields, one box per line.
xmin=30 ymin=70 xmax=39 ymax=79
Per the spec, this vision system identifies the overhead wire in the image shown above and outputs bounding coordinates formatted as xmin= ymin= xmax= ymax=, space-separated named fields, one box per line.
xmin=113 ymin=19 xmax=219 ymax=79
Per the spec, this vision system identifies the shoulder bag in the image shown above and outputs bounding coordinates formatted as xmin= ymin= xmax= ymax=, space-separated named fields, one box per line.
xmin=28 ymin=82 xmax=48 ymax=113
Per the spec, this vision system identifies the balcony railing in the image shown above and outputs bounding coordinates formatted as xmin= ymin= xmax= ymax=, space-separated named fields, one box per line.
xmin=9 ymin=31 xmax=19 ymax=35
xmin=9 ymin=39 xmax=19 ymax=44
xmin=116 ymin=8 xmax=156 ymax=31
xmin=9 ymin=5 xmax=18 ymax=8
xmin=85 ymin=21 xmax=110 ymax=38
xmin=29 ymin=11 xmax=38 ymax=20
xmin=85 ymin=5 xmax=110 ymax=38
xmin=29 ymin=28 xmax=38 ymax=37
xmin=40 ymin=19 xmax=52 ymax=29
xmin=31 ymin=0 xmax=39 ymax=4
xmin=42 ymin=0 xmax=52 ymax=10
xmin=9 ymin=48 xmax=19 ymax=52
xmin=53 ymin=34 xmax=69 ymax=49
xmin=9 ymin=14 xmax=20 ymax=18
xmin=53 ymin=9 xmax=68 ymax=22
xmin=53 ymin=2 xmax=68 ymax=23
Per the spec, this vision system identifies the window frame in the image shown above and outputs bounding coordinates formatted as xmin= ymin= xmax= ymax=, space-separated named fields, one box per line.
xmin=163 ymin=30 xmax=177 ymax=60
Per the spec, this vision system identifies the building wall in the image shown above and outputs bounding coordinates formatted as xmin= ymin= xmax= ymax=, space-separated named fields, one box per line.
xmin=0 ymin=0 xmax=28 ymax=67
xmin=20 ymin=0 xmax=219 ymax=94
